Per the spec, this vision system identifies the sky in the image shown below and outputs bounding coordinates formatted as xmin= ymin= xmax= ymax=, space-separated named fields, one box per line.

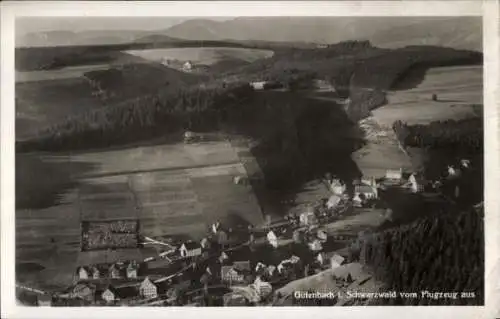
xmin=16 ymin=17 xmax=232 ymax=36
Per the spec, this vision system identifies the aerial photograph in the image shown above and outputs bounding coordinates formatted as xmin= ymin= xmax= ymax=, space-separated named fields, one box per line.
xmin=15 ymin=16 xmax=483 ymax=307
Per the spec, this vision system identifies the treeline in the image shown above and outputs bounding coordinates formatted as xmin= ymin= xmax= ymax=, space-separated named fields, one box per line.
xmin=392 ymin=118 xmax=483 ymax=152
xmin=17 ymin=83 xmax=255 ymax=152
xmin=358 ymin=205 xmax=484 ymax=305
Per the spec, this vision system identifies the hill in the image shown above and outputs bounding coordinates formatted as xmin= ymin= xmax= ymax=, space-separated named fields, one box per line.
xmin=160 ymin=17 xmax=482 ymax=51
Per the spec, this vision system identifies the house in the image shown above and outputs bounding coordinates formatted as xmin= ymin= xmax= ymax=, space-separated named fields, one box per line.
xmin=37 ymin=294 xmax=52 ymax=307
xmin=460 ymin=159 xmax=471 ymax=169
xmin=250 ymin=81 xmax=266 ymax=90
xmin=219 ymin=251 xmax=230 ymax=264
xmin=326 ymin=194 xmax=342 ymax=210
xmin=267 ymin=230 xmax=278 ymax=248
xmin=216 ymin=230 xmax=229 ymax=247
xmin=90 ymin=266 xmax=100 ymax=279
xmin=182 ymin=61 xmax=193 ymax=72
xmin=308 ymin=239 xmax=323 ymax=252
xmin=221 ymin=266 xmax=244 ymax=283
xmin=299 ymin=209 xmax=318 ymax=226
xmin=316 ymin=252 xmax=327 ymax=265
xmin=353 ymin=183 xmax=378 ymax=207
xmin=317 ymin=229 xmax=328 ymax=242
xmin=127 ymin=262 xmax=138 ymax=278
xmin=255 ymin=262 xmax=267 ymax=273
xmin=101 ymin=286 xmax=119 ymax=304
xmin=71 ymin=283 xmax=95 ymax=302
xmin=266 ymin=265 xmax=277 ymax=278
xmin=200 ymin=237 xmax=211 ymax=250
xmin=330 ymin=254 xmax=345 ymax=269
xmin=408 ymin=173 xmax=425 ymax=193
xmin=385 ymin=169 xmax=403 ymax=180
xmin=329 ymin=179 xmax=346 ymax=195
xmin=76 ymin=266 xmax=89 ymax=280
xmin=179 ymin=242 xmax=202 ymax=258
xmin=211 ymin=221 xmax=221 ymax=234
xmin=253 ymin=277 xmax=273 ymax=298
xmin=139 ymin=277 xmax=158 ymax=299
xmin=108 ymin=264 xmax=122 ymax=279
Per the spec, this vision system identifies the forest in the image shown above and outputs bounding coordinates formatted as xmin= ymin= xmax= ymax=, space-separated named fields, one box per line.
xmin=392 ymin=118 xmax=483 ymax=153
xmin=355 ymin=204 xmax=484 ymax=305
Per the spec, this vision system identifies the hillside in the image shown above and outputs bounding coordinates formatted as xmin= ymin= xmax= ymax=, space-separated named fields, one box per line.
xmin=161 ymin=17 xmax=482 ymax=51
xmin=356 ymin=204 xmax=484 ymax=305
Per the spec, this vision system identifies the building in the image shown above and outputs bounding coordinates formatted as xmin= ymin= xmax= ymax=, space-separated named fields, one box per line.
xmin=249 ymin=81 xmax=266 ymax=90
xmin=329 ymin=179 xmax=346 ymax=195
xmin=77 ymin=266 xmax=89 ymax=280
xmin=408 ymin=173 xmax=425 ymax=193
xmin=108 ymin=264 xmax=122 ymax=279
xmin=223 ymin=292 xmax=247 ymax=306
xmin=90 ymin=266 xmax=100 ymax=279
xmin=101 ymin=286 xmax=119 ymax=304
xmin=221 ymin=266 xmax=244 ymax=283
xmin=139 ymin=277 xmax=158 ymax=299
xmin=182 ymin=61 xmax=193 ymax=72
xmin=267 ymin=230 xmax=278 ymax=248
xmin=330 ymin=254 xmax=345 ymax=269
xmin=219 ymin=251 xmax=230 ymax=264
xmin=326 ymin=195 xmax=342 ymax=210
xmin=200 ymin=237 xmax=211 ymax=250
xmin=179 ymin=242 xmax=202 ymax=258
xmin=308 ymin=239 xmax=323 ymax=252
xmin=71 ymin=283 xmax=95 ymax=302
xmin=37 ymin=294 xmax=52 ymax=307
xmin=353 ymin=183 xmax=378 ymax=207
xmin=253 ymin=277 xmax=273 ymax=298
xmin=386 ymin=169 xmax=403 ymax=181
xmin=127 ymin=262 xmax=138 ymax=279
xmin=316 ymin=252 xmax=327 ymax=266
xmin=317 ymin=229 xmax=328 ymax=242
xmin=299 ymin=209 xmax=318 ymax=226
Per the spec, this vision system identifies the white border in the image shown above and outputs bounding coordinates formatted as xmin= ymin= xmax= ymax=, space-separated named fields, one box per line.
xmin=1 ymin=1 xmax=498 ymax=319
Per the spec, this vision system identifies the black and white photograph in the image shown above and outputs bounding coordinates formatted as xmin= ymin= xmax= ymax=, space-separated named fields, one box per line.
xmin=1 ymin=1 xmax=499 ymax=318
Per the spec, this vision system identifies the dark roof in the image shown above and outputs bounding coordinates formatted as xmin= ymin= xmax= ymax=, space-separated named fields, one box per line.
xmin=38 ymin=294 xmax=52 ymax=301
xmin=182 ymin=242 xmax=201 ymax=250
xmin=233 ymin=261 xmax=251 ymax=272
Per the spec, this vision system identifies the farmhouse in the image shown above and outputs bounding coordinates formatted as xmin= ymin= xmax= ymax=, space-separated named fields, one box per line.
xmin=108 ymin=264 xmax=122 ymax=279
xmin=182 ymin=61 xmax=193 ymax=72
xmin=329 ymin=179 xmax=346 ymax=195
xmin=127 ymin=262 xmax=139 ymax=278
xmin=139 ymin=277 xmax=158 ymax=299
xmin=299 ymin=208 xmax=318 ymax=226
xmin=179 ymin=242 xmax=202 ymax=258
xmin=101 ymin=286 xmax=119 ymax=304
xmin=408 ymin=172 xmax=425 ymax=193
xmin=71 ymin=283 xmax=96 ymax=302
xmin=221 ymin=266 xmax=245 ymax=283
xmin=253 ymin=277 xmax=273 ymax=298
xmin=386 ymin=169 xmax=403 ymax=181
xmin=90 ymin=266 xmax=101 ymax=279
xmin=76 ymin=266 xmax=90 ymax=280
xmin=267 ymin=230 xmax=279 ymax=248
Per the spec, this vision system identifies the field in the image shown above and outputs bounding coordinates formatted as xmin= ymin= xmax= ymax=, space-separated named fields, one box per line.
xmin=125 ymin=47 xmax=274 ymax=66
xmin=16 ymin=140 xmax=264 ymax=291
xmin=352 ymin=65 xmax=482 ymax=178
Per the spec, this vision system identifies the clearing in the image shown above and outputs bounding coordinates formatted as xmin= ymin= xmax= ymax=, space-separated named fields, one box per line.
xmin=125 ymin=47 xmax=274 ymax=65
xmin=352 ymin=65 xmax=482 ymax=178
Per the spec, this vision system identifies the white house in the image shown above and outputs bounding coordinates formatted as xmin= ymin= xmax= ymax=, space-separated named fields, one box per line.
xmin=250 ymin=81 xmax=266 ymax=90
xmin=101 ymin=287 xmax=118 ymax=303
xmin=77 ymin=267 xmax=89 ymax=280
xmin=267 ymin=230 xmax=278 ymax=248
xmin=182 ymin=61 xmax=193 ymax=72
xmin=127 ymin=262 xmax=138 ymax=279
xmin=386 ymin=169 xmax=403 ymax=180
xmin=179 ymin=242 xmax=202 ymax=258
xmin=221 ymin=266 xmax=244 ymax=283
xmin=326 ymin=195 xmax=342 ymax=210
xmin=308 ymin=239 xmax=323 ymax=252
xmin=330 ymin=254 xmax=345 ymax=269
xmin=219 ymin=251 xmax=230 ymax=263
xmin=253 ymin=277 xmax=272 ymax=298
xmin=139 ymin=277 xmax=158 ymax=299
xmin=299 ymin=209 xmax=318 ymax=226
xmin=408 ymin=173 xmax=425 ymax=193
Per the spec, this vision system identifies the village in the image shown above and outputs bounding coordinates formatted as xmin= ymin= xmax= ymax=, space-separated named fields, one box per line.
xmin=19 ymin=154 xmax=476 ymax=307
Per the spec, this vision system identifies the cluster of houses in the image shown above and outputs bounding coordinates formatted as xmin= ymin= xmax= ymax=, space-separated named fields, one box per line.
xmin=76 ymin=261 xmax=140 ymax=281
